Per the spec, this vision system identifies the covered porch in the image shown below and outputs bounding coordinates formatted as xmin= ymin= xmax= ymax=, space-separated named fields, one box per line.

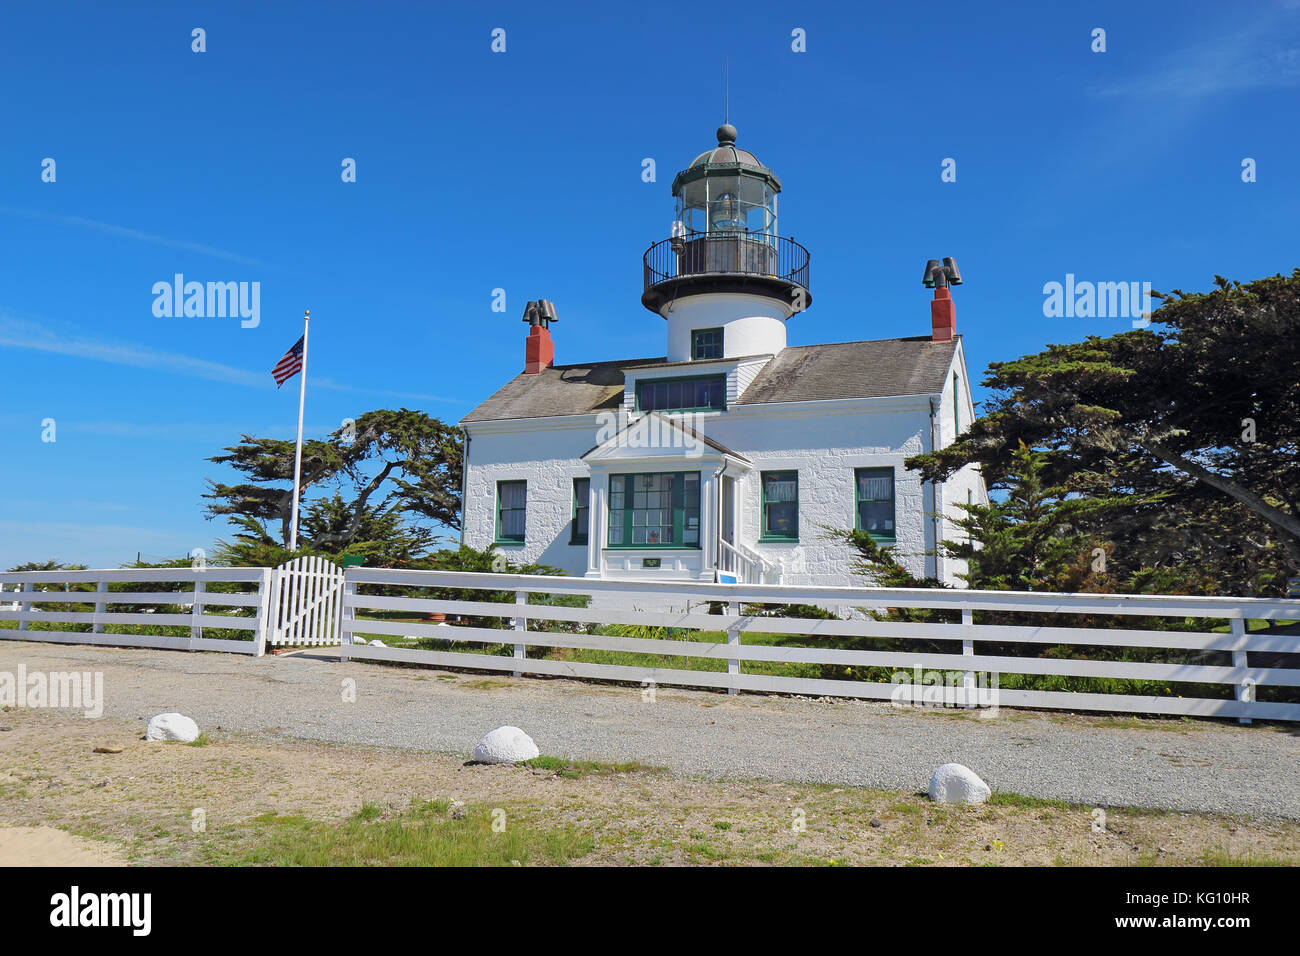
xmin=579 ymin=413 xmax=781 ymax=585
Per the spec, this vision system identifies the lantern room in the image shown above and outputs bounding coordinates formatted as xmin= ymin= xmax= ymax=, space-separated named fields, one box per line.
xmin=642 ymin=123 xmax=811 ymax=322
xmin=672 ymin=123 xmax=780 ymax=238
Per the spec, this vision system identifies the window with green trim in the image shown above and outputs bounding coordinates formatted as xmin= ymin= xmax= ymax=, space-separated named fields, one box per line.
xmin=854 ymin=468 xmax=895 ymax=540
xmin=760 ymin=470 xmax=798 ymax=541
xmin=607 ymin=472 xmax=700 ymax=548
xmin=635 ymin=375 xmax=726 ymax=413
xmin=691 ymin=327 xmax=723 ymax=360
xmin=495 ymin=480 xmax=526 ymax=544
xmin=571 ymin=477 xmax=589 ymax=545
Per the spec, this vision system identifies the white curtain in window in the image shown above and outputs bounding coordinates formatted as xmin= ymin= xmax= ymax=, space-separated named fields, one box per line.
xmin=500 ymin=483 xmax=526 ymax=509
xmin=857 ymin=474 xmax=891 ymax=500
xmin=765 ymin=478 xmax=797 ymax=502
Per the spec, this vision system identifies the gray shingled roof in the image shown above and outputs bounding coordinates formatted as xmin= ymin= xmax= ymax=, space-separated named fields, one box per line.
xmin=461 ymin=337 xmax=959 ymax=423
xmin=739 ymin=337 xmax=959 ymax=404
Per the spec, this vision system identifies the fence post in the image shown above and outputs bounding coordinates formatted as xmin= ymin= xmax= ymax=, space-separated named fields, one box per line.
xmin=92 ymin=580 xmax=108 ymax=635
xmin=339 ymin=575 xmax=356 ymax=662
xmin=961 ymin=607 xmax=975 ymax=708
xmin=513 ymin=590 xmax=528 ymax=677
xmin=726 ymin=601 xmax=741 ymax=695
xmin=252 ymin=568 xmax=273 ymax=657
xmin=189 ymin=578 xmax=206 ymax=649
xmin=1231 ymin=617 xmax=1252 ymax=725
xmin=17 ymin=582 xmax=32 ymax=632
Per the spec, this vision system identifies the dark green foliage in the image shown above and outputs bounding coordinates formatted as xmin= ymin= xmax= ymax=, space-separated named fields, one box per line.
xmin=907 ymin=270 xmax=1300 ymax=592
xmin=204 ymin=408 xmax=463 ymax=561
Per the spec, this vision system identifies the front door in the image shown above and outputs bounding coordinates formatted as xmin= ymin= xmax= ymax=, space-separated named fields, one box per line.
xmin=715 ymin=474 xmax=738 ymax=581
xmin=721 ymin=475 xmax=735 ymax=547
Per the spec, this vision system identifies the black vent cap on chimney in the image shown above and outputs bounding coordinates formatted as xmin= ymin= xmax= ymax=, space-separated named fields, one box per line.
xmin=922 ymin=258 xmax=963 ymax=289
xmin=522 ymin=299 xmax=559 ymax=328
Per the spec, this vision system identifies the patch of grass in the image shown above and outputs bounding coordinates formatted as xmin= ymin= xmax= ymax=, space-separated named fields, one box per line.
xmin=889 ymin=799 xmax=923 ymax=815
xmin=1197 ymin=846 xmax=1292 ymax=866
xmin=187 ymin=733 xmax=212 ymax=747
xmin=684 ymin=841 xmax=730 ymax=861
xmin=521 ymin=756 xmax=663 ymax=779
xmin=1052 ymin=714 xmax=1198 ymax=732
xmin=200 ymin=799 xmax=591 ymax=867
xmin=988 ymin=792 xmax=1072 ymax=811
xmin=712 ymin=821 xmax=732 ymax=831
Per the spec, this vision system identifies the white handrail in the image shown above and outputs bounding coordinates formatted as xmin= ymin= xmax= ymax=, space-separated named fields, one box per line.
xmin=717 ymin=538 xmax=781 ymax=584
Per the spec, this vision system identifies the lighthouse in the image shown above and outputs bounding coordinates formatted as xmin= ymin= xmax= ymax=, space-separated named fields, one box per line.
xmin=641 ymin=124 xmax=811 ymax=363
xmin=461 ymin=120 xmax=984 ymax=597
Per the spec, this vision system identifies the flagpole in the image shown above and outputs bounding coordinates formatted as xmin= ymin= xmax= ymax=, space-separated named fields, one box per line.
xmin=288 ymin=309 xmax=309 ymax=551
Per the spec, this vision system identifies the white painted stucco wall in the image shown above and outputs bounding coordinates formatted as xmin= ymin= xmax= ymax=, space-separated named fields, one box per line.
xmin=660 ymin=293 xmax=791 ymax=362
xmin=717 ymin=399 xmax=935 ymax=587
xmin=460 ymin=339 xmax=986 ymax=591
xmin=461 ymin=416 xmax=601 ymax=574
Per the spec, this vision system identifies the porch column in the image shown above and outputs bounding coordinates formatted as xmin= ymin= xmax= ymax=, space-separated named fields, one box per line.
xmin=586 ymin=472 xmax=604 ymax=577
xmin=701 ymin=468 xmax=719 ymax=578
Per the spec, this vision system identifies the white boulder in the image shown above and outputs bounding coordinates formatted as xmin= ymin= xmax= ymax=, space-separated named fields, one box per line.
xmin=928 ymin=763 xmax=991 ymax=804
xmin=145 ymin=713 xmax=200 ymax=743
xmin=369 ymin=639 xmax=387 ymax=648
xmin=473 ymin=726 xmax=539 ymax=765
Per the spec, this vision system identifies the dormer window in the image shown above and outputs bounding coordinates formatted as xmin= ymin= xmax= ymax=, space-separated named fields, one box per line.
xmin=636 ymin=375 xmax=726 ymax=413
xmin=691 ymin=328 xmax=723 ymax=360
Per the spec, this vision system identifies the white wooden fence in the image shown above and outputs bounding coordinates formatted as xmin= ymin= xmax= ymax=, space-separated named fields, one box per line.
xmin=340 ymin=569 xmax=1300 ymax=723
xmin=0 ymin=567 xmax=271 ymax=655
xmin=3 ymin=564 xmax=1298 ymax=723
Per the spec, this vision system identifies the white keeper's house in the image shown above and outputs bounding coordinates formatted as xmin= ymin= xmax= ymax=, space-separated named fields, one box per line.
xmin=460 ymin=123 xmax=986 ymax=588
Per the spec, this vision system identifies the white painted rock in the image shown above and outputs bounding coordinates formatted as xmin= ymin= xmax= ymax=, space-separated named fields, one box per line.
xmin=473 ymin=726 xmax=539 ymax=765
xmin=145 ymin=713 xmax=200 ymax=743
xmin=928 ymin=763 xmax=991 ymax=804
xmin=369 ymin=639 xmax=386 ymax=648
xmin=353 ymin=637 xmax=367 ymax=645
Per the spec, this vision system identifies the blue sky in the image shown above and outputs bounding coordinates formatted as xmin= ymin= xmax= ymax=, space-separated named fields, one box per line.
xmin=2 ymin=0 xmax=1298 ymax=568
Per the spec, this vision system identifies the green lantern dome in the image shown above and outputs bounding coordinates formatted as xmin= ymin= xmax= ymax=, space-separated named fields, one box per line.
xmin=642 ymin=123 xmax=809 ymax=315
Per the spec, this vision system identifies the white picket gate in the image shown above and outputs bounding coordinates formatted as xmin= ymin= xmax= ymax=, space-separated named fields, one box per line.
xmin=267 ymin=556 xmax=345 ymax=647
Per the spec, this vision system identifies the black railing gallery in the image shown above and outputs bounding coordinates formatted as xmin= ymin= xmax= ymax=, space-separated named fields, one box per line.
xmin=643 ymin=233 xmax=810 ymax=293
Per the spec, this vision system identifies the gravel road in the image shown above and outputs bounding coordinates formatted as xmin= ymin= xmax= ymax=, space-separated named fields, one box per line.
xmin=4 ymin=641 xmax=1298 ymax=819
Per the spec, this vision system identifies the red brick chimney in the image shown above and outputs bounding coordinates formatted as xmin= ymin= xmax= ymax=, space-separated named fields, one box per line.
xmin=931 ymin=286 xmax=955 ymax=343
xmin=522 ymin=299 xmax=557 ymax=374
xmin=525 ymin=323 xmax=554 ymax=374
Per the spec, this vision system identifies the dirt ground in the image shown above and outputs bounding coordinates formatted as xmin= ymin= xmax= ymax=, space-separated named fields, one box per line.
xmin=1 ymin=707 xmax=1297 ymax=866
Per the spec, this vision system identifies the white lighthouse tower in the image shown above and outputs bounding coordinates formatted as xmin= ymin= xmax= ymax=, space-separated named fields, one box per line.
xmin=641 ymin=123 xmax=810 ymax=362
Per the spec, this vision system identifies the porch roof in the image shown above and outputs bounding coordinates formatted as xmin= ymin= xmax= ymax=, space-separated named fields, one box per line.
xmin=579 ymin=412 xmax=750 ymax=463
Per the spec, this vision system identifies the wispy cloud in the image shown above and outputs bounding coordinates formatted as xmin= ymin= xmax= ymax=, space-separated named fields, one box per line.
xmin=0 ymin=207 xmax=267 ymax=267
xmin=312 ymin=377 xmax=467 ymax=405
xmin=0 ymin=315 xmax=265 ymax=387
xmin=0 ymin=520 xmax=202 ymax=570
xmin=0 ymin=520 xmax=188 ymax=544
xmin=1091 ymin=12 xmax=1300 ymax=99
xmin=0 ymin=315 xmax=467 ymax=405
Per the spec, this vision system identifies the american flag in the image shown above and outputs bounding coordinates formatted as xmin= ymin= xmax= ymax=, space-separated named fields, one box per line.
xmin=272 ymin=335 xmax=304 ymax=387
